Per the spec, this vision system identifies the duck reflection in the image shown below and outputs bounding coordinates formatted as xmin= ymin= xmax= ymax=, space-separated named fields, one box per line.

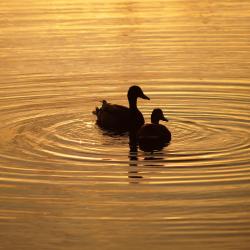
xmin=128 ymin=151 xmax=143 ymax=183
xmin=128 ymin=130 xmax=143 ymax=183
xmin=144 ymin=152 xmax=164 ymax=161
xmin=143 ymin=151 xmax=166 ymax=168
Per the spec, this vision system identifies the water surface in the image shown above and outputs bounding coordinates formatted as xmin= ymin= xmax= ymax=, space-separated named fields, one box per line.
xmin=0 ymin=0 xmax=250 ymax=249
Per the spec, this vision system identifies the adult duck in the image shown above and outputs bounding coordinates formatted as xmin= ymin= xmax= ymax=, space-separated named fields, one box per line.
xmin=93 ymin=85 xmax=150 ymax=132
xmin=138 ymin=108 xmax=171 ymax=151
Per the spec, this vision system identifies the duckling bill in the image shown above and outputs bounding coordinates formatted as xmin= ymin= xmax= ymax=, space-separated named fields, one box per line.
xmin=93 ymin=86 xmax=150 ymax=133
xmin=138 ymin=108 xmax=171 ymax=151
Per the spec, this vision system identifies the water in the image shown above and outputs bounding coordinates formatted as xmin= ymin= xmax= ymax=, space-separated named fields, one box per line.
xmin=0 ymin=0 xmax=250 ymax=249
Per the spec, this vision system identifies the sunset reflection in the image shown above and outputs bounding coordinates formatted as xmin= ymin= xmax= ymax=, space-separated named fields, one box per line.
xmin=0 ymin=0 xmax=250 ymax=249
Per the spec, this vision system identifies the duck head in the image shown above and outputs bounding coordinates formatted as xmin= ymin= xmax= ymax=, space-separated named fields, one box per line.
xmin=151 ymin=108 xmax=168 ymax=124
xmin=127 ymin=86 xmax=150 ymax=107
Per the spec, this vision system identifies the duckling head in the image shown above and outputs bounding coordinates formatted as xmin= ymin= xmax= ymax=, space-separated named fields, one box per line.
xmin=151 ymin=108 xmax=168 ymax=124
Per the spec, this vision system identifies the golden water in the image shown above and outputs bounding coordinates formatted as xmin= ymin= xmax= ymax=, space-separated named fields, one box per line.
xmin=0 ymin=0 xmax=250 ymax=249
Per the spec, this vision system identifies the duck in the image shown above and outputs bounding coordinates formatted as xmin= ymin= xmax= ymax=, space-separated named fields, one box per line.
xmin=138 ymin=108 xmax=171 ymax=151
xmin=93 ymin=85 xmax=150 ymax=133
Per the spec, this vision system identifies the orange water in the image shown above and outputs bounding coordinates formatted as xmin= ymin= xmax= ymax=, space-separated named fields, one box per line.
xmin=0 ymin=1 xmax=250 ymax=249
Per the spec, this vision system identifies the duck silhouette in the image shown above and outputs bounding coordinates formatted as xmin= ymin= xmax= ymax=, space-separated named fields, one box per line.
xmin=93 ymin=86 xmax=150 ymax=133
xmin=138 ymin=108 xmax=171 ymax=151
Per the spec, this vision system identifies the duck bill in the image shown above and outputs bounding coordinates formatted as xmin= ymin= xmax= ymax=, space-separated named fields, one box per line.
xmin=140 ymin=93 xmax=150 ymax=100
xmin=162 ymin=116 xmax=168 ymax=122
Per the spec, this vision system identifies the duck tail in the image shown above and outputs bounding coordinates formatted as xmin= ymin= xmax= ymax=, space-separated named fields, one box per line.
xmin=92 ymin=107 xmax=99 ymax=116
xmin=92 ymin=100 xmax=107 ymax=116
xmin=92 ymin=100 xmax=107 ymax=115
xmin=101 ymin=100 xmax=107 ymax=106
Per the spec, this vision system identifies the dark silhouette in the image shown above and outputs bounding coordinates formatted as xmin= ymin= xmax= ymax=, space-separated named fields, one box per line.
xmin=93 ymin=86 xmax=150 ymax=133
xmin=144 ymin=153 xmax=164 ymax=162
xmin=128 ymin=146 xmax=143 ymax=184
xmin=129 ymin=128 xmax=138 ymax=153
xmin=137 ymin=108 xmax=171 ymax=152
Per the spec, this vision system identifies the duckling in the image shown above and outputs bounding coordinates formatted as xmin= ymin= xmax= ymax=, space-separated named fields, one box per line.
xmin=93 ymin=85 xmax=150 ymax=132
xmin=138 ymin=108 xmax=171 ymax=151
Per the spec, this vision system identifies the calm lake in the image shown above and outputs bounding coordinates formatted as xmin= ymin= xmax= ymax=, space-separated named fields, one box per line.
xmin=0 ymin=0 xmax=250 ymax=249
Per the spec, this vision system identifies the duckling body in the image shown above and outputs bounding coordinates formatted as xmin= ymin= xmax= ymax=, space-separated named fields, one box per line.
xmin=93 ymin=86 xmax=149 ymax=133
xmin=138 ymin=108 xmax=171 ymax=151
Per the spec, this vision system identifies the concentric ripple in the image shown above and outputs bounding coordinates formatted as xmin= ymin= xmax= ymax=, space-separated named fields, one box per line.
xmin=0 ymin=81 xmax=249 ymax=186
xmin=1 ymin=0 xmax=250 ymax=248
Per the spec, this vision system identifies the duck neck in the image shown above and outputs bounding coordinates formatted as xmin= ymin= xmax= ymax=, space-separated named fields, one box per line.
xmin=129 ymin=98 xmax=137 ymax=109
xmin=151 ymin=117 xmax=159 ymax=124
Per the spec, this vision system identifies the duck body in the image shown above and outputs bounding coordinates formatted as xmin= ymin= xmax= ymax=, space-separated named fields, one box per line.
xmin=93 ymin=86 xmax=149 ymax=133
xmin=95 ymin=101 xmax=145 ymax=132
xmin=138 ymin=108 xmax=171 ymax=151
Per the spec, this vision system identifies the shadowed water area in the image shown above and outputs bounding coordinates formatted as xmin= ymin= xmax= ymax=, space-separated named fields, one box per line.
xmin=0 ymin=0 xmax=250 ymax=249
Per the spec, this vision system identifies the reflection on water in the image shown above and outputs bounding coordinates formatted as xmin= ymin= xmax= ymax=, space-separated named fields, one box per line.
xmin=128 ymin=151 xmax=143 ymax=184
xmin=144 ymin=153 xmax=164 ymax=162
xmin=1 ymin=0 xmax=250 ymax=249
